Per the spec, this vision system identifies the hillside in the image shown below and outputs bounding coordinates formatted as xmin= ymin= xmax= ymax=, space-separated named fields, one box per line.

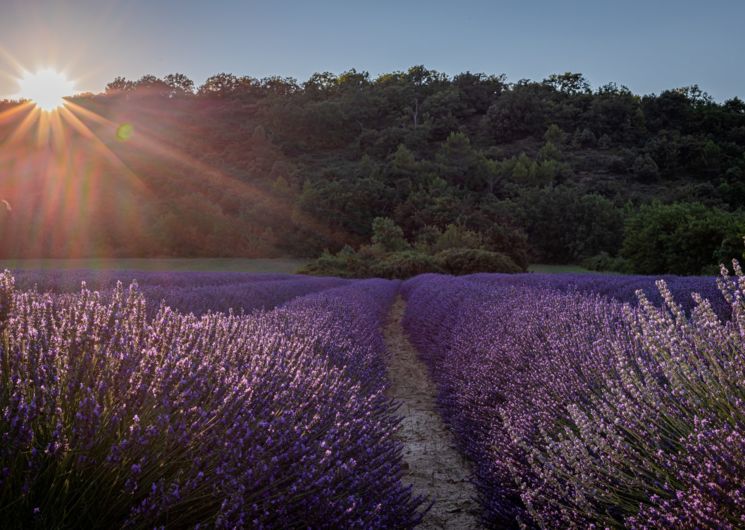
xmin=1 ymin=67 xmax=744 ymax=274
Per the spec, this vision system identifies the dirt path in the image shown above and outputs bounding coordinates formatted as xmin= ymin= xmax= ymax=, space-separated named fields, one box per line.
xmin=384 ymin=297 xmax=481 ymax=529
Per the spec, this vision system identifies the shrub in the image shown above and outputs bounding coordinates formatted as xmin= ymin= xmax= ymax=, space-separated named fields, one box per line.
xmin=482 ymin=224 xmax=531 ymax=270
xmin=538 ymin=141 xmax=562 ymax=161
xmin=573 ymin=127 xmax=597 ymax=147
xmin=621 ymin=201 xmax=745 ymax=275
xmin=298 ymin=246 xmax=368 ymax=277
xmin=432 ymin=224 xmax=483 ymax=253
xmin=435 ymin=248 xmax=522 ymax=275
xmin=371 ymin=217 xmax=409 ymax=252
xmin=369 ymin=250 xmax=443 ymax=279
xmin=413 ymin=225 xmax=442 ymax=253
xmin=581 ymin=251 xmax=632 ymax=273
xmin=632 ymin=153 xmax=660 ymax=181
xmin=543 ymin=123 xmax=566 ymax=145
xmin=597 ymin=133 xmax=612 ymax=149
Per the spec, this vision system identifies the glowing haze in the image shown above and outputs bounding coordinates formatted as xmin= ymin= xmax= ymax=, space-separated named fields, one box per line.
xmin=15 ymin=69 xmax=77 ymax=111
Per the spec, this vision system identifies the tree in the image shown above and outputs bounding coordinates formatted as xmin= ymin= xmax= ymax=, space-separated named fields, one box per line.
xmin=642 ymin=89 xmax=694 ymax=132
xmin=633 ymin=154 xmax=660 ymax=182
xmin=591 ymin=83 xmax=643 ymax=141
xmin=163 ymin=73 xmax=195 ymax=96
xmin=260 ymin=76 xmax=299 ymax=97
xmin=390 ymin=144 xmax=418 ymax=177
xmin=572 ymin=128 xmax=597 ymax=147
xmin=371 ymin=217 xmax=410 ymax=252
xmin=432 ymin=224 xmax=482 ymax=252
xmin=539 ymin=141 xmax=562 ymax=161
xmin=517 ymin=186 xmax=624 ymax=263
xmin=544 ymin=72 xmax=591 ymax=95
xmin=453 ymin=72 xmax=506 ymax=114
xmin=481 ymin=222 xmax=530 ymax=269
xmin=58 ymin=65 xmax=745 ymax=267
xmin=105 ymin=76 xmax=134 ymax=94
xmin=303 ymin=71 xmax=339 ymax=95
xmin=336 ymin=69 xmax=370 ymax=91
xmin=435 ymin=132 xmax=486 ymax=188
xmin=544 ymin=124 xmax=566 ymax=145
xmin=621 ymin=202 xmax=745 ymax=275
xmin=598 ymin=134 xmax=612 ymax=149
xmin=485 ymin=81 xmax=550 ymax=141
xmin=404 ymin=65 xmax=448 ymax=129
xmin=198 ymin=73 xmax=241 ymax=97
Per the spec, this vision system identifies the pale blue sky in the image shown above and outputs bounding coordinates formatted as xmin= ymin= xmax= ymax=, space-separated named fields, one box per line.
xmin=1 ymin=0 xmax=743 ymax=100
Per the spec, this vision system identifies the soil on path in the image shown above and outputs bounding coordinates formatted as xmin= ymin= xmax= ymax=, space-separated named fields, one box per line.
xmin=384 ymin=297 xmax=481 ymax=529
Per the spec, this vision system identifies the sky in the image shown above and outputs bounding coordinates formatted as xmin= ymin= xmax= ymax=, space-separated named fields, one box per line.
xmin=1 ymin=0 xmax=744 ymax=101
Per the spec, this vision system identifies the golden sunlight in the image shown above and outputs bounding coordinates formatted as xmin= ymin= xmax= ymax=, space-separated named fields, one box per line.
xmin=15 ymin=68 xmax=76 ymax=112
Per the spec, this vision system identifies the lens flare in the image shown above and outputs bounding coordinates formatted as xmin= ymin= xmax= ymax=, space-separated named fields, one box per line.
xmin=16 ymin=69 xmax=77 ymax=112
xmin=116 ymin=123 xmax=134 ymax=141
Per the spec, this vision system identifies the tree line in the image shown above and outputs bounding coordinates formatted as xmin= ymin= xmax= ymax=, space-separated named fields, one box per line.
xmin=1 ymin=66 xmax=744 ymax=274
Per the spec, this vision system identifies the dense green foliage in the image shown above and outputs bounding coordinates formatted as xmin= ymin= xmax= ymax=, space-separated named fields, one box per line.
xmin=435 ymin=248 xmax=522 ymax=275
xmin=300 ymin=217 xmax=522 ymax=278
xmin=300 ymin=247 xmax=521 ymax=279
xmin=620 ymin=202 xmax=745 ymax=274
xmin=2 ymin=67 xmax=744 ymax=273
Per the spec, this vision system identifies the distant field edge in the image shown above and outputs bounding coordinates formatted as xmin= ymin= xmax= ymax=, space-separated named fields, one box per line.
xmin=528 ymin=263 xmax=595 ymax=273
xmin=0 ymin=258 xmax=310 ymax=273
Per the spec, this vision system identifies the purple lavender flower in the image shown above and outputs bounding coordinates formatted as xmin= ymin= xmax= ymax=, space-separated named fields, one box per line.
xmin=0 ymin=271 xmax=423 ymax=528
xmin=403 ymin=265 xmax=745 ymax=527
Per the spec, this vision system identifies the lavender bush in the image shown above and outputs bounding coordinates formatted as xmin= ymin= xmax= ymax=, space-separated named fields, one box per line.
xmin=403 ymin=267 xmax=745 ymax=527
xmin=11 ymin=270 xmax=298 ymax=292
xmin=466 ymin=272 xmax=728 ymax=319
xmin=0 ymin=272 xmax=423 ymax=528
xmin=11 ymin=270 xmax=348 ymax=316
xmin=137 ymin=276 xmax=348 ymax=316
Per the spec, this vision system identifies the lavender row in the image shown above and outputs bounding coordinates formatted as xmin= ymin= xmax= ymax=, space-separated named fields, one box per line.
xmin=0 ymin=273 xmax=424 ymax=528
xmin=11 ymin=269 xmax=299 ymax=292
xmin=402 ymin=269 xmax=745 ymax=527
xmin=282 ymin=279 xmax=399 ymax=395
xmin=137 ymin=276 xmax=349 ymax=316
xmin=12 ymin=270 xmax=349 ymax=316
xmin=466 ymin=272 xmax=728 ymax=319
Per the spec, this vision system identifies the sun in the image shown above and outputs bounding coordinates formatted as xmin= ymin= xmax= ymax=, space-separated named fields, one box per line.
xmin=16 ymin=68 xmax=77 ymax=112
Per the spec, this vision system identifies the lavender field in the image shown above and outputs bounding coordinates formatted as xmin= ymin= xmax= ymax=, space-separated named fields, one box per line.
xmin=1 ymin=266 xmax=744 ymax=528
